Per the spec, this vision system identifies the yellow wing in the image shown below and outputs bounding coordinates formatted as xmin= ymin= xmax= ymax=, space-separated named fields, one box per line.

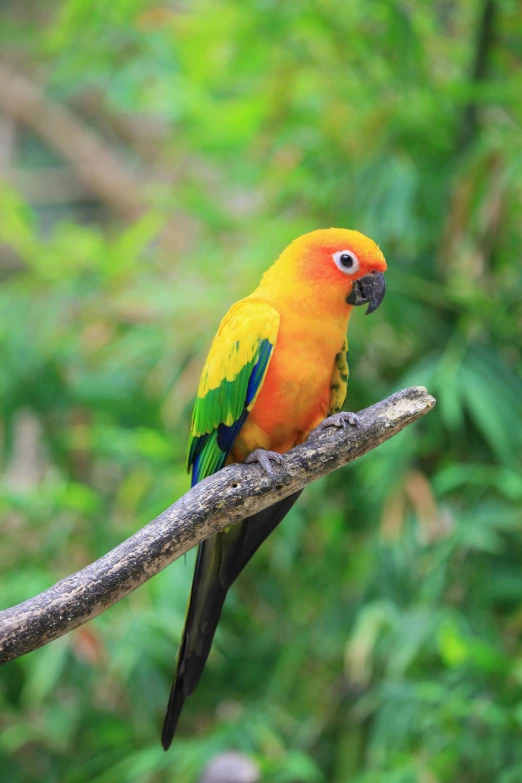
xmin=188 ymin=298 xmax=280 ymax=484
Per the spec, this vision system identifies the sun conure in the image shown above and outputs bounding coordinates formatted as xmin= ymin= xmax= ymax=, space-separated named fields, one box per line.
xmin=162 ymin=228 xmax=387 ymax=749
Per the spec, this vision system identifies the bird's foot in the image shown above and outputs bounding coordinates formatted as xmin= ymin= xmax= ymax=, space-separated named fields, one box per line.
xmin=245 ymin=449 xmax=284 ymax=482
xmin=313 ymin=411 xmax=360 ymax=435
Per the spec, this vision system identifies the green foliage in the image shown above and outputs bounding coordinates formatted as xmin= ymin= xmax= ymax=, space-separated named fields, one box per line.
xmin=1 ymin=1 xmax=522 ymax=781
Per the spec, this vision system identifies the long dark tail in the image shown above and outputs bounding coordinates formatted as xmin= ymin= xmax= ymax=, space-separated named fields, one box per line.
xmin=161 ymin=490 xmax=302 ymax=750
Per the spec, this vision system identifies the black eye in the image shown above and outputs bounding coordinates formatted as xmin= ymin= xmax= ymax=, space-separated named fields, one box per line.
xmin=339 ymin=253 xmax=354 ymax=269
xmin=333 ymin=250 xmax=360 ymax=274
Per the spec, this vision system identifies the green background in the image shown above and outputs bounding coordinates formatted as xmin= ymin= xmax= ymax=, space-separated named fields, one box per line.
xmin=1 ymin=1 xmax=521 ymax=781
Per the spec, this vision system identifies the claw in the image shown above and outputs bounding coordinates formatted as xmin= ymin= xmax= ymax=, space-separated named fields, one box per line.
xmin=245 ymin=448 xmax=284 ymax=482
xmin=313 ymin=411 xmax=360 ymax=435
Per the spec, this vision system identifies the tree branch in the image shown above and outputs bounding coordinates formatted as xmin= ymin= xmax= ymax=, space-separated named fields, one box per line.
xmin=0 ymin=386 xmax=436 ymax=665
xmin=0 ymin=63 xmax=144 ymax=221
xmin=0 ymin=62 xmax=198 ymax=251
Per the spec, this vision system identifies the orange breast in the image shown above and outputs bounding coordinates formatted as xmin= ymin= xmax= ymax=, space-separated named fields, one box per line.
xmin=230 ymin=308 xmax=348 ymax=462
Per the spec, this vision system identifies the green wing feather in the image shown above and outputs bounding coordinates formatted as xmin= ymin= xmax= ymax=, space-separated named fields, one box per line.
xmin=328 ymin=337 xmax=349 ymax=415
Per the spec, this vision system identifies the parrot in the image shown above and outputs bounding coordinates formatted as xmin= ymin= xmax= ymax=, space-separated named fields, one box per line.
xmin=161 ymin=228 xmax=387 ymax=749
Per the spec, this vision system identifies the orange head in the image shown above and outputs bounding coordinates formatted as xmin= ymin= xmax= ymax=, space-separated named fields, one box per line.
xmin=256 ymin=228 xmax=387 ymax=318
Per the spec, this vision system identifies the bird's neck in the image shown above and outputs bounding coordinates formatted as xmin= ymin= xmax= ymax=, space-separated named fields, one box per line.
xmin=252 ymin=261 xmax=353 ymax=326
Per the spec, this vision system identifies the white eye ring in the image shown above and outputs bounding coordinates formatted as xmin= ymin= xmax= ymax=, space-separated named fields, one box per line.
xmin=333 ymin=250 xmax=360 ymax=275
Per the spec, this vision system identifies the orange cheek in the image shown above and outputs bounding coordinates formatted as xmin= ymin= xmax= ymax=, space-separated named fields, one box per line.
xmin=302 ymin=252 xmax=349 ymax=287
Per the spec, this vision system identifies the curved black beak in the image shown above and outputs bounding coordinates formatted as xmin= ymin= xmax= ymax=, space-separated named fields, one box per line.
xmin=346 ymin=271 xmax=386 ymax=315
